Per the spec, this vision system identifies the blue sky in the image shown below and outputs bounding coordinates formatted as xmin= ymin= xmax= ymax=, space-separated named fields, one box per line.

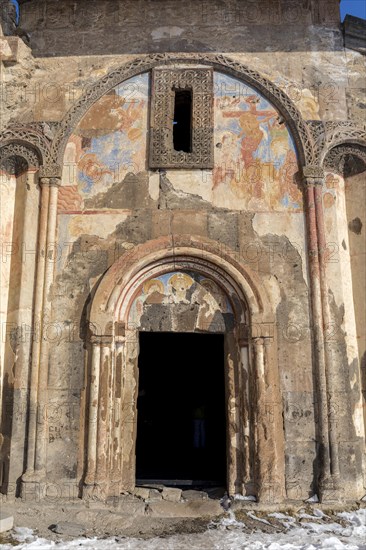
xmin=9 ymin=0 xmax=366 ymax=24
xmin=340 ymin=0 xmax=366 ymax=20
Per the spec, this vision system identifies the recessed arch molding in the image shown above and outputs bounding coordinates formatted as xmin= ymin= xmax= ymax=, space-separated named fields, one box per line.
xmin=2 ymin=55 xmax=366 ymax=176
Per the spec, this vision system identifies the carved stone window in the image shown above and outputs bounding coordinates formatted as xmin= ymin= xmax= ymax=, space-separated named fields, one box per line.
xmin=149 ymin=68 xmax=214 ymax=169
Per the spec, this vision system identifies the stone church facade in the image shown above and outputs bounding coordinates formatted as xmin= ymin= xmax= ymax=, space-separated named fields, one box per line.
xmin=0 ymin=0 xmax=365 ymax=504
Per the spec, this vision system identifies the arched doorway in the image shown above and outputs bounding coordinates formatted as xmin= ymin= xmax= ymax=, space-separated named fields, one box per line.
xmin=83 ymin=238 xmax=285 ymax=502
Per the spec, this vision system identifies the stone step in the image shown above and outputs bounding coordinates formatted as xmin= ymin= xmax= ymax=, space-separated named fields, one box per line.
xmin=0 ymin=512 xmax=14 ymax=533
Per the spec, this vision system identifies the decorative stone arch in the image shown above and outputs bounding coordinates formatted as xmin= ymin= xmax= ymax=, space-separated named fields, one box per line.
xmin=0 ymin=124 xmax=52 ymax=166
xmin=0 ymin=142 xmax=41 ymax=176
xmin=0 ymin=138 xmax=45 ymax=496
xmin=0 ymin=127 xmax=63 ymax=495
xmin=84 ymin=237 xmax=285 ymax=503
xmin=50 ymin=53 xmax=313 ymax=167
xmin=323 ymin=143 xmax=366 ymax=177
xmin=322 ymin=124 xmax=366 ymax=158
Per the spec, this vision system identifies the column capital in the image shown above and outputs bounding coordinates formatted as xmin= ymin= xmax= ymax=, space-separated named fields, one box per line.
xmin=90 ymin=334 xmax=113 ymax=346
xmin=251 ymin=321 xmax=275 ymax=340
xmin=252 ymin=335 xmax=274 ymax=347
xmin=39 ymin=163 xmax=62 ymax=180
xmin=302 ymin=165 xmax=325 ymax=185
xmin=238 ymin=323 xmax=249 ymax=346
xmin=252 ymin=336 xmax=265 ymax=347
xmin=39 ymin=177 xmax=61 ymax=188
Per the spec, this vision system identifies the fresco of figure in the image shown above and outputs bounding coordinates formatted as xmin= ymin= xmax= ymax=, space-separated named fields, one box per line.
xmin=222 ymin=95 xmax=276 ymax=166
xmin=167 ymin=273 xmax=194 ymax=304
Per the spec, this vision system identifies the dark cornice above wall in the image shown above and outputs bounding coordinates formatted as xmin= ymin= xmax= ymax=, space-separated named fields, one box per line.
xmin=343 ymin=15 xmax=366 ymax=54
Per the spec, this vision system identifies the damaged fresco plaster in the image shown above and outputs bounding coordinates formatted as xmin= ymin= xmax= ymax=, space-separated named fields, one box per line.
xmin=0 ymin=0 xmax=365 ymax=508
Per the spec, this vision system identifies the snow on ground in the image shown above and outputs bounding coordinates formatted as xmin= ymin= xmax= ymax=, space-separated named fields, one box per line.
xmin=1 ymin=509 xmax=365 ymax=550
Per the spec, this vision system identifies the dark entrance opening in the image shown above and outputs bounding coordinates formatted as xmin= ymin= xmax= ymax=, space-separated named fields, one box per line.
xmin=136 ymin=332 xmax=226 ymax=486
xmin=173 ymin=89 xmax=192 ymax=153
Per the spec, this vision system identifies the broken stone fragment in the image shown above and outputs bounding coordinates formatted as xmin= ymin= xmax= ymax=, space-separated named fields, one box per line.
xmin=49 ymin=522 xmax=86 ymax=537
xmin=133 ymin=487 xmax=150 ymax=500
xmin=162 ymin=487 xmax=182 ymax=502
xmin=182 ymin=490 xmax=208 ymax=501
xmin=148 ymin=488 xmax=163 ymax=501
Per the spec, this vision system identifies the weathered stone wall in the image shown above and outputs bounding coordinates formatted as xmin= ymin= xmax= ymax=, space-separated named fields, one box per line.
xmin=45 ymin=69 xmax=313 ymax=496
xmin=344 ymin=169 xmax=366 ymax=446
xmin=0 ymin=0 xmax=365 ymax=503
xmin=17 ymin=0 xmax=341 ymax=57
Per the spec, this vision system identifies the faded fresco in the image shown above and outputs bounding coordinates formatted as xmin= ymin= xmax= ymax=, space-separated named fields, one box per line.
xmin=213 ymin=72 xmax=302 ymax=211
xmin=61 ymin=73 xmax=149 ymax=210
xmin=60 ymin=71 xmax=301 ymax=213
xmin=128 ymin=271 xmax=234 ymax=332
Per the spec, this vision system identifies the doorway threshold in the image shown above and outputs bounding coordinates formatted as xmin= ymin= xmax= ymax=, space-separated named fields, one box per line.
xmin=136 ymin=479 xmax=223 ymax=487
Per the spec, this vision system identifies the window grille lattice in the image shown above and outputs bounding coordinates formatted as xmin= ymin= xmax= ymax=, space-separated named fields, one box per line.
xmin=149 ymin=68 xmax=214 ymax=169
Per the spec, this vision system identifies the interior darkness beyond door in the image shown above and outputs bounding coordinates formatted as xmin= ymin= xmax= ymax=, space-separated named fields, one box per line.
xmin=136 ymin=332 xmax=226 ymax=485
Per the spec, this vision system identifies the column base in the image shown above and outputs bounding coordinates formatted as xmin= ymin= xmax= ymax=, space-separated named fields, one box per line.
xmin=257 ymin=483 xmax=285 ymax=504
xmin=20 ymin=469 xmax=48 ymax=500
xmin=319 ymin=476 xmax=344 ymax=503
xmin=21 ymin=469 xmax=46 ymax=483
xmin=83 ymin=482 xmax=109 ymax=501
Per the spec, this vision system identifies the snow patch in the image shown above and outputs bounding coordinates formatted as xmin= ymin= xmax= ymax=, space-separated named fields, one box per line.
xmin=1 ymin=509 xmax=365 ymax=550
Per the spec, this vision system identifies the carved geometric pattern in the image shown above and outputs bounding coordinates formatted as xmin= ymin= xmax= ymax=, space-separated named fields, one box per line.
xmin=323 ymin=121 xmax=366 ymax=152
xmin=0 ymin=125 xmax=51 ymax=164
xmin=38 ymin=163 xmax=63 ymax=179
xmin=307 ymin=121 xmax=366 ymax=167
xmin=0 ymin=142 xmax=40 ymax=176
xmin=149 ymin=68 xmax=213 ymax=169
xmin=323 ymin=144 xmax=366 ymax=175
xmin=48 ymin=53 xmax=315 ymax=167
xmin=3 ymin=55 xmax=366 ymax=174
xmin=307 ymin=121 xmax=326 ymax=165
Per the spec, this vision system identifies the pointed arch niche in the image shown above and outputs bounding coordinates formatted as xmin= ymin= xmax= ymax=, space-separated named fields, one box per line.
xmin=323 ymin=144 xmax=366 ymax=448
xmin=83 ymin=237 xmax=285 ymax=502
xmin=0 ymin=145 xmax=40 ymax=492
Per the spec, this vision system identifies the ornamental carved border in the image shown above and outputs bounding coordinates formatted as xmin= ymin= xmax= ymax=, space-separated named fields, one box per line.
xmin=323 ymin=144 xmax=366 ymax=175
xmin=149 ymin=68 xmax=213 ymax=169
xmin=0 ymin=124 xmax=52 ymax=165
xmin=323 ymin=121 xmax=366 ymax=150
xmin=49 ymin=53 xmax=314 ymax=167
xmin=4 ymin=54 xmax=366 ymax=172
xmin=0 ymin=143 xmax=40 ymax=176
xmin=307 ymin=121 xmax=366 ymax=166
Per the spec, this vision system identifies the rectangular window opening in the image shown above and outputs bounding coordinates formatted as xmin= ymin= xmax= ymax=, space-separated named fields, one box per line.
xmin=173 ymin=89 xmax=192 ymax=153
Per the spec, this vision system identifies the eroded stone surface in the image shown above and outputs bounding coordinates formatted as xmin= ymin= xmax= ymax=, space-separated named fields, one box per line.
xmin=0 ymin=0 xmax=365 ymax=511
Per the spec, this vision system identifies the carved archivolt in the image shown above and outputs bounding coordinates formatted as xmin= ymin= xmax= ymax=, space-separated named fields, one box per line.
xmin=0 ymin=142 xmax=41 ymax=176
xmin=0 ymin=124 xmax=51 ymax=165
xmin=49 ymin=53 xmax=314 ymax=166
xmin=307 ymin=121 xmax=326 ymax=166
xmin=2 ymin=55 xmax=366 ymax=175
xmin=324 ymin=144 xmax=366 ymax=175
xmin=323 ymin=121 xmax=366 ymax=151
xmin=308 ymin=121 xmax=366 ymax=167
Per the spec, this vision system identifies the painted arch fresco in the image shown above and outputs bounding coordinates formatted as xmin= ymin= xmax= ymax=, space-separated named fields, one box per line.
xmin=61 ymin=72 xmax=300 ymax=213
xmin=128 ymin=271 xmax=235 ymax=332
xmin=1 ymin=53 xmax=365 ymax=506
